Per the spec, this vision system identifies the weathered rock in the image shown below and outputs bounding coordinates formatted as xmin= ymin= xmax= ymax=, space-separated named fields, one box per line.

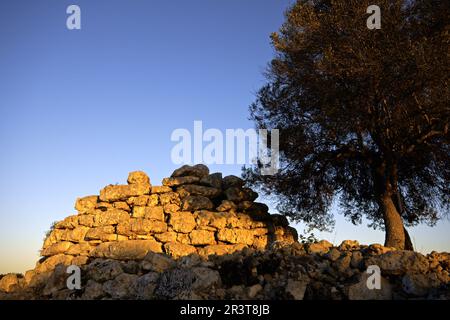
xmin=153 ymin=231 xmax=178 ymax=243
xmin=285 ymin=278 xmax=309 ymax=300
xmin=335 ymin=254 xmax=352 ymax=274
xmin=103 ymin=273 xmax=138 ymax=299
xmin=307 ymin=240 xmax=333 ymax=255
xmin=402 ymin=273 xmax=440 ymax=297
xmin=216 ymin=200 xmax=237 ymax=212
xmin=325 ymin=248 xmax=342 ymax=262
xmin=163 ymin=203 xmax=181 ymax=214
xmin=143 ymin=252 xmax=176 ymax=272
xmin=225 ymin=187 xmax=257 ymax=202
xmin=0 ymin=274 xmax=19 ymax=293
xmin=35 ymin=254 xmax=74 ymax=273
xmin=85 ymin=226 xmax=116 ymax=241
xmin=339 ymin=240 xmax=360 ymax=251
xmin=41 ymin=241 xmax=73 ymax=257
xmin=182 ymin=195 xmax=213 ymax=211
xmin=91 ymin=240 xmax=162 ymax=260
xmin=126 ymin=195 xmax=150 ymax=206
xmin=222 ymin=175 xmax=244 ymax=189
xmin=366 ymin=251 xmax=429 ymax=275
xmin=191 ymin=267 xmax=221 ymax=290
xmin=154 ymin=268 xmax=195 ymax=299
xmin=133 ymin=207 xmax=164 ymax=221
xmin=127 ymin=171 xmax=150 ymax=185
xmin=247 ymin=284 xmax=263 ymax=298
xmin=177 ymin=184 xmax=221 ymax=199
xmin=145 ymin=206 xmax=164 ymax=220
xmin=43 ymin=229 xmax=64 ymax=248
xmin=162 ymin=176 xmax=200 ymax=187
xmin=113 ymin=201 xmax=131 ymax=212
xmin=82 ymin=280 xmax=105 ymax=299
xmin=130 ymin=218 xmax=167 ymax=234
xmin=96 ymin=202 xmax=113 ymax=210
xmin=189 ymin=230 xmax=216 ymax=245
xmin=95 ymin=209 xmax=130 ymax=226
xmin=66 ymin=242 xmax=93 ymax=256
xmin=99 ymin=184 xmax=151 ymax=202
xmin=164 ymin=242 xmax=197 ymax=258
xmin=195 ymin=210 xmax=227 ymax=229
xmin=351 ymin=251 xmax=364 ymax=268
xmin=78 ymin=214 xmax=96 ymax=227
xmin=169 ymin=211 xmax=196 ymax=233
xmin=134 ymin=272 xmax=159 ymax=299
xmin=347 ymin=272 xmax=393 ymax=300
xmin=199 ymin=173 xmax=222 ymax=189
xmin=177 ymin=233 xmax=191 ymax=244
xmin=151 ymin=186 xmax=172 ymax=194
xmin=61 ymin=226 xmax=90 ymax=243
xmin=368 ymin=243 xmax=396 ymax=255
xmin=55 ymin=215 xmax=79 ymax=229
xmin=72 ymin=255 xmax=90 ymax=266
xmin=75 ymin=196 xmax=99 ymax=214
xmin=86 ymin=259 xmax=123 ymax=282
xmin=198 ymin=244 xmax=245 ymax=257
xmin=217 ymin=229 xmax=254 ymax=245
xmin=159 ymin=192 xmax=181 ymax=205
xmin=42 ymin=264 xmax=69 ymax=297
xmin=171 ymin=164 xmax=209 ymax=178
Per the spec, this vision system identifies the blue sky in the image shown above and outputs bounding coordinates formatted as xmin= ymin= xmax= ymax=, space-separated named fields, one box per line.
xmin=0 ymin=0 xmax=448 ymax=274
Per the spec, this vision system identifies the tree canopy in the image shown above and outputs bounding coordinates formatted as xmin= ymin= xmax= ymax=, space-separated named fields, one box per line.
xmin=244 ymin=0 xmax=449 ymax=249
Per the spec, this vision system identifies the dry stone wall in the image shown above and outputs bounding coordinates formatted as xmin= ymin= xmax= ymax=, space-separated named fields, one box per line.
xmin=36 ymin=164 xmax=298 ymax=275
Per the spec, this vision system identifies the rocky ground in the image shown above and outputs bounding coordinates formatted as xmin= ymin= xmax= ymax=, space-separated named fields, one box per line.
xmin=1 ymin=240 xmax=449 ymax=300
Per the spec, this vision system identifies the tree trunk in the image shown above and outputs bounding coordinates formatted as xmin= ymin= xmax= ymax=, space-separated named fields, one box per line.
xmin=404 ymin=227 xmax=414 ymax=251
xmin=392 ymin=191 xmax=415 ymax=251
xmin=381 ymin=194 xmax=406 ymax=249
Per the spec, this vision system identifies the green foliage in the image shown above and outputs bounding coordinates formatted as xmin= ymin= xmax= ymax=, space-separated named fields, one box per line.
xmin=298 ymin=233 xmax=318 ymax=244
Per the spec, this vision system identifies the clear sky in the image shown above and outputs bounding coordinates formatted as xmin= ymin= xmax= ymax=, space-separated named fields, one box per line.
xmin=0 ymin=0 xmax=448 ymax=274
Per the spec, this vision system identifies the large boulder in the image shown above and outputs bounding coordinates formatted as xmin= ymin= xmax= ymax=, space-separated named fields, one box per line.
xmin=91 ymin=240 xmax=162 ymax=260
xmin=189 ymin=230 xmax=216 ymax=245
xmin=41 ymin=241 xmax=73 ymax=256
xmin=99 ymin=184 xmax=151 ymax=202
xmin=0 ymin=274 xmax=19 ymax=293
xmin=217 ymin=229 xmax=254 ymax=245
xmin=75 ymin=195 xmax=99 ymax=214
xmin=199 ymin=173 xmax=223 ymax=189
xmin=169 ymin=211 xmax=196 ymax=233
xmin=182 ymin=196 xmax=214 ymax=211
xmin=347 ymin=272 xmax=393 ymax=300
xmin=162 ymin=176 xmax=200 ymax=187
xmin=103 ymin=273 xmax=139 ymax=299
xmin=164 ymin=242 xmax=197 ymax=258
xmin=176 ymin=184 xmax=221 ymax=199
xmin=307 ymin=240 xmax=333 ymax=255
xmin=142 ymin=252 xmax=176 ymax=273
xmin=127 ymin=171 xmax=150 ymax=185
xmin=285 ymin=278 xmax=310 ymax=300
xmin=365 ymin=251 xmax=429 ymax=275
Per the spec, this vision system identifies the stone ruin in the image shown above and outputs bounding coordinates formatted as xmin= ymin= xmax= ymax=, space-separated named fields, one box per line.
xmin=1 ymin=164 xmax=449 ymax=299
xmin=35 ymin=164 xmax=298 ymax=276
